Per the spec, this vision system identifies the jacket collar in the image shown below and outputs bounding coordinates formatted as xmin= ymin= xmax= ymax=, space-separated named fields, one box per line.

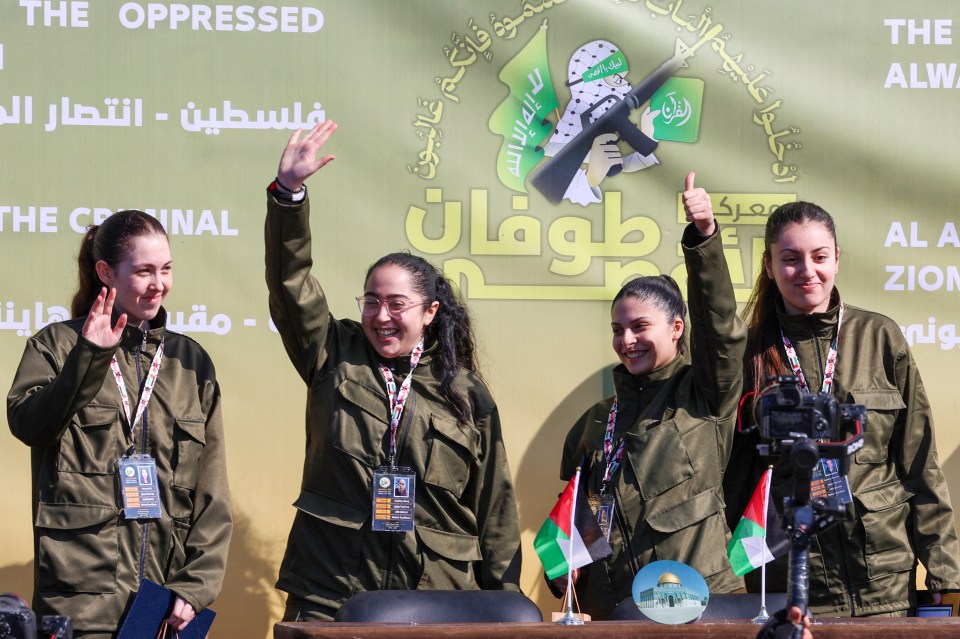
xmin=775 ymin=288 xmax=842 ymax=339
xmin=116 ymin=307 xmax=168 ymax=349
xmin=612 ymin=351 xmax=687 ymax=404
xmin=375 ymin=340 xmax=435 ymax=375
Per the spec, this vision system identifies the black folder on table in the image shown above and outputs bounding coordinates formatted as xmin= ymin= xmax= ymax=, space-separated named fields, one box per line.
xmin=117 ymin=579 xmax=216 ymax=639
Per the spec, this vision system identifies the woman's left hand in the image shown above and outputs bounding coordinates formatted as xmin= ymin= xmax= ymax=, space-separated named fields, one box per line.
xmin=682 ymin=171 xmax=716 ymax=236
xmin=165 ymin=596 xmax=196 ymax=632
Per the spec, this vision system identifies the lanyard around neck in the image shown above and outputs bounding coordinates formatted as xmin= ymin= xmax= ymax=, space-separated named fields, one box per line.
xmin=780 ymin=303 xmax=844 ymax=394
xmin=600 ymin=399 xmax=626 ymax=493
xmin=378 ymin=339 xmax=424 ymax=468
xmin=111 ymin=337 xmax=165 ymax=445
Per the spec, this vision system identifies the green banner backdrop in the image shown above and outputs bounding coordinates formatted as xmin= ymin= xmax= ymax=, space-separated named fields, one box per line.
xmin=2 ymin=1 xmax=959 ymax=635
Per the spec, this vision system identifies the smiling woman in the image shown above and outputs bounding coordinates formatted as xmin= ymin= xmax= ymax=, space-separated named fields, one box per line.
xmin=549 ymin=173 xmax=746 ymax=619
xmin=359 ymin=262 xmax=439 ymax=360
xmin=725 ymin=201 xmax=960 ymax=617
xmin=263 ymin=121 xmax=521 ymax=621
xmin=6 ymin=210 xmax=232 ymax=639
xmin=92 ymin=233 xmax=172 ymax=327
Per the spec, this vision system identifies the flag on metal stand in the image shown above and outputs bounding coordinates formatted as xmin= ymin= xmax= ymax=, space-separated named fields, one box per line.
xmin=727 ymin=466 xmax=789 ymax=623
xmin=534 ymin=467 xmax=612 ymax=624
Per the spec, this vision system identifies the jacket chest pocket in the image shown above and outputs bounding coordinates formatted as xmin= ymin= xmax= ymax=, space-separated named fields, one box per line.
xmin=58 ymin=404 xmax=124 ymax=475
xmin=423 ymin=414 xmax=479 ymax=498
xmin=167 ymin=417 xmax=206 ymax=519
xmin=172 ymin=418 xmax=206 ymax=490
xmin=330 ymin=379 xmax=390 ymax=467
xmin=850 ymin=389 xmax=905 ymax=465
xmin=623 ymin=421 xmax=694 ymax=500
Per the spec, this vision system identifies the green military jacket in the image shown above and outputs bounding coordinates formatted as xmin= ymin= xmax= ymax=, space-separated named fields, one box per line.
xmin=728 ymin=293 xmax=960 ymax=616
xmin=7 ymin=310 xmax=232 ymax=637
xmin=265 ymin=192 xmax=521 ymax=619
xmin=560 ymin=225 xmax=746 ymax=619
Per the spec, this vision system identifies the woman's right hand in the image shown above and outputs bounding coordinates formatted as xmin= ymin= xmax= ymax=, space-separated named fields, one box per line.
xmin=681 ymin=171 xmax=716 ymax=237
xmin=277 ymin=120 xmax=338 ymax=192
xmin=81 ymin=287 xmax=126 ymax=348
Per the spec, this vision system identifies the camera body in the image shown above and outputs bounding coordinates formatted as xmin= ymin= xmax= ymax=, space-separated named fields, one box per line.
xmin=754 ymin=376 xmax=866 ymax=466
xmin=0 ymin=595 xmax=72 ymax=639
xmin=0 ymin=595 xmax=34 ymax=639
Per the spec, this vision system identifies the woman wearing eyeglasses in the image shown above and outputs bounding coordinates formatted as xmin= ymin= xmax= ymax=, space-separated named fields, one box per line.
xmin=264 ymin=121 xmax=521 ymax=621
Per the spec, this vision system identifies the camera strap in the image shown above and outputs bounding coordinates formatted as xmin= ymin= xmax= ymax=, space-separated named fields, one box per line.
xmin=780 ymin=303 xmax=843 ymax=395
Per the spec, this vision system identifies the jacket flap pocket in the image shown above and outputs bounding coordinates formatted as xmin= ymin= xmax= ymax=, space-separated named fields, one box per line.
xmin=416 ymin=526 xmax=482 ymax=561
xmin=423 ymin=413 xmax=479 ymax=496
xmin=856 ymin=481 xmax=914 ymax=512
xmin=430 ymin=413 xmax=479 ymax=459
xmin=850 ymin=389 xmax=906 ymax=411
xmin=77 ymin=403 xmax=121 ymax=428
xmin=646 ymin=489 xmax=724 ymax=533
xmin=623 ymin=423 xmax=694 ymax=500
xmin=294 ymin=489 xmax=369 ymax=529
xmin=337 ymin=378 xmax=389 ymax=424
xmin=174 ymin=418 xmax=206 ymax=445
xmin=35 ymin=502 xmax=118 ymax=529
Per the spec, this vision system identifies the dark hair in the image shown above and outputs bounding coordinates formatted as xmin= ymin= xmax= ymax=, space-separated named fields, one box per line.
xmin=742 ymin=201 xmax=838 ymax=395
xmin=365 ymin=252 xmax=479 ymax=427
xmin=71 ymin=210 xmax=168 ymax=318
xmin=611 ymin=274 xmax=687 ymax=355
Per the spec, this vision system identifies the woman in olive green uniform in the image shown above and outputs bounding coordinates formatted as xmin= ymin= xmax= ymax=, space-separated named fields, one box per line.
xmin=553 ymin=174 xmax=745 ymax=619
xmin=727 ymin=201 xmax=960 ymax=616
xmin=265 ymin=121 xmax=521 ymax=621
xmin=8 ymin=211 xmax=232 ymax=638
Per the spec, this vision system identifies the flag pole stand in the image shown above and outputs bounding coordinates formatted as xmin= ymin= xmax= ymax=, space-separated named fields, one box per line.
xmin=555 ymin=581 xmax=584 ymax=626
xmin=555 ymin=610 xmax=585 ymax=626
xmin=751 ymin=605 xmax=770 ymax=624
xmin=556 ymin=466 xmax=585 ymax=625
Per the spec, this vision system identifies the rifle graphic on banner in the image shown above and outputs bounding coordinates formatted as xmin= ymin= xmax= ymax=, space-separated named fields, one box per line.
xmin=531 ymin=28 xmax=719 ymax=204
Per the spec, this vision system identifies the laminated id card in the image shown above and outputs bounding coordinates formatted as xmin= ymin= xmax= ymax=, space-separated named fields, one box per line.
xmin=118 ymin=455 xmax=162 ymax=519
xmin=811 ymin=457 xmax=853 ymax=505
xmin=588 ymin=494 xmax=616 ymax=541
xmin=372 ymin=467 xmax=415 ymax=532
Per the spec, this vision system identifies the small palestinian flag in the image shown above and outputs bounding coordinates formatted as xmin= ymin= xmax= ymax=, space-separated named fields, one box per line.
xmin=727 ymin=467 xmax=789 ymax=576
xmin=534 ymin=474 xmax=612 ymax=580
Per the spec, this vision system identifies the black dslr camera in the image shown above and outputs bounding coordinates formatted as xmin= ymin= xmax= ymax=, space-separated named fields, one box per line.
xmin=754 ymin=375 xmax=866 ymax=471
xmin=0 ymin=594 xmax=72 ymax=639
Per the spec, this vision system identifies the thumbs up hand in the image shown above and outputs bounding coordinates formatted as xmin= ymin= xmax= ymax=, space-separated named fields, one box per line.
xmin=681 ymin=171 xmax=716 ymax=237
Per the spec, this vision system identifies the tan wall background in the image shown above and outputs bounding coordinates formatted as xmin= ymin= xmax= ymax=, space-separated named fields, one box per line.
xmin=2 ymin=1 xmax=959 ymax=636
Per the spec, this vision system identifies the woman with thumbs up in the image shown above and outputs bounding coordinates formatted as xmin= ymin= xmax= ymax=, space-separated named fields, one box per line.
xmin=550 ymin=173 xmax=745 ymax=619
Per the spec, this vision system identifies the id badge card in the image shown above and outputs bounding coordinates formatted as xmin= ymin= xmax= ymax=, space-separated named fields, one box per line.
xmin=372 ymin=467 xmax=415 ymax=532
xmin=118 ymin=455 xmax=162 ymax=519
xmin=810 ymin=457 xmax=853 ymax=505
xmin=588 ymin=494 xmax=616 ymax=541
